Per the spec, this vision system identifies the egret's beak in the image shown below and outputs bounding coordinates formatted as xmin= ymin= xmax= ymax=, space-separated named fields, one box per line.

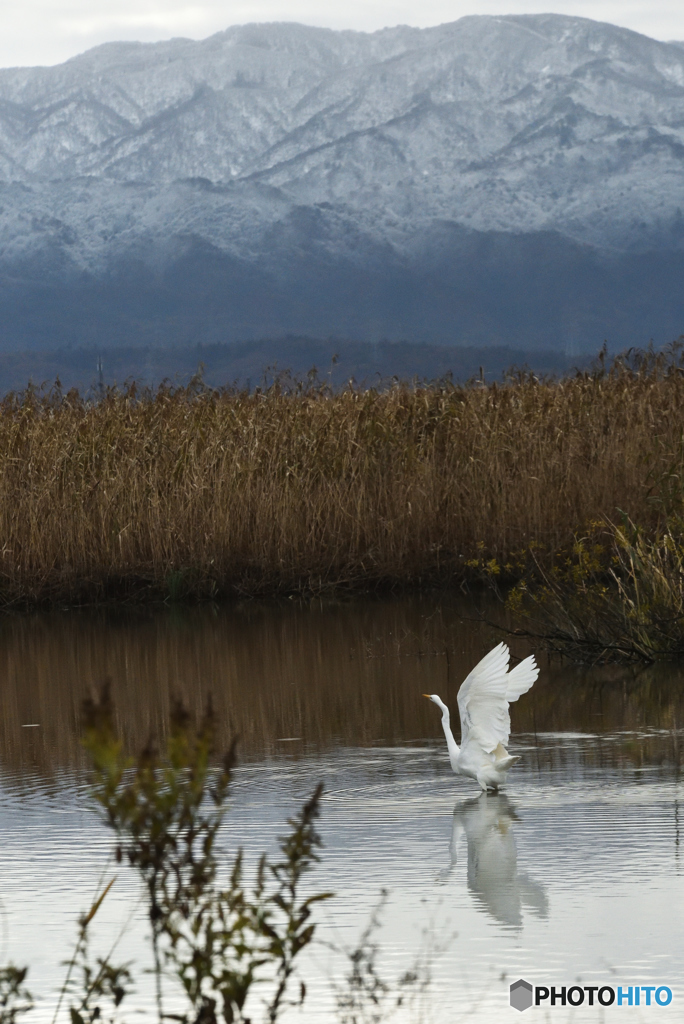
xmin=422 ymin=694 xmax=431 ymax=699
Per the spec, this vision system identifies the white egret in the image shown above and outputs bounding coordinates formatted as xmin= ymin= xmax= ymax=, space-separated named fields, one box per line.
xmin=424 ymin=642 xmax=538 ymax=791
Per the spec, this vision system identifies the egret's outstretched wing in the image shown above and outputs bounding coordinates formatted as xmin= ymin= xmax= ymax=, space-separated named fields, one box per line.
xmin=457 ymin=643 xmax=539 ymax=753
xmin=505 ymin=655 xmax=538 ymax=702
xmin=457 ymin=642 xmax=511 ymax=751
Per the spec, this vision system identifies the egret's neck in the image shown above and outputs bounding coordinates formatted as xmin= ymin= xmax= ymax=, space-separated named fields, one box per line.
xmin=439 ymin=704 xmax=460 ymax=765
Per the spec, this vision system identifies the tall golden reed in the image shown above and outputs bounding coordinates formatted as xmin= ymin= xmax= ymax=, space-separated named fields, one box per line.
xmin=0 ymin=351 xmax=683 ymax=604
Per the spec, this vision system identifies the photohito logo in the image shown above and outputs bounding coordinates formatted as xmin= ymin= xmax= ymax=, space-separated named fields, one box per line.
xmin=510 ymin=980 xmax=534 ymax=1012
xmin=509 ymin=980 xmax=673 ymax=1012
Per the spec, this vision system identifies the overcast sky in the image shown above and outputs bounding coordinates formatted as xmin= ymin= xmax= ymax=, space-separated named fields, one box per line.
xmin=2 ymin=1 xmax=683 ymax=69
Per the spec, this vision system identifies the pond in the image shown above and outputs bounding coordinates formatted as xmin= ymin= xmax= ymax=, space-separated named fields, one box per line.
xmin=1 ymin=595 xmax=683 ymax=1022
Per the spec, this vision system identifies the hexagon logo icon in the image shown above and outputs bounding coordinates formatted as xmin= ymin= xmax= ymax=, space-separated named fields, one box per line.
xmin=510 ymin=979 xmax=533 ymax=1012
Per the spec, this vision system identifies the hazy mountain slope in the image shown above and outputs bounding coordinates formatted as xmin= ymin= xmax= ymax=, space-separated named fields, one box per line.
xmin=0 ymin=340 xmax=581 ymax=396
xmin=0 ymin=15 xmax=683 ymax=352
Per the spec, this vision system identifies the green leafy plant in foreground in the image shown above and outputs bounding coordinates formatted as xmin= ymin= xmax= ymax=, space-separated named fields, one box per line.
xmin=0 ymin=967 xmax=32 ymax=1024
xmin=80 ymin=684 xmax=330 ymax=1024
xmin=330 ymin=890 xmax=447 ymax=1024
xmin=1 ymin=692 xmax=443 ymax=1024
xmin=54 ymin=876 xmax=132 ymax=1024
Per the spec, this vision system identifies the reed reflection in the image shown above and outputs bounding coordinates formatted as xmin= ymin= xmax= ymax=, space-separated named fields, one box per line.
xmin=442 ymin=794 xmax=548 ymax=930
xmin=0 ymin=595 xmax=683 ymax=782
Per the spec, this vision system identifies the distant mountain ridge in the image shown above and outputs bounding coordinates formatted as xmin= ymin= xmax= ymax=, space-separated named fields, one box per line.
xmin=1 ymin=15 xmax=684 ymax=353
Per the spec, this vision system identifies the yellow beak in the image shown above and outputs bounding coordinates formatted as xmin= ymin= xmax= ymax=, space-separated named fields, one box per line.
xmin=422 ymin=694 xmax=431 ymax=699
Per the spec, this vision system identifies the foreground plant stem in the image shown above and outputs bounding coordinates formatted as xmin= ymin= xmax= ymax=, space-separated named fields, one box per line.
xmin=81 ymin=684 xmax=330 ymax=1024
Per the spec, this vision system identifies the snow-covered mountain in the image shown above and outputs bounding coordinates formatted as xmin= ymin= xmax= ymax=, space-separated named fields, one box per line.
xmin=1 ymin=15 xmax=684 ymax=352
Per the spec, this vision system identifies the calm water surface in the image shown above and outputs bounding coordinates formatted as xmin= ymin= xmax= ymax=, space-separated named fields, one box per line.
xmin=1 ymin=596 xmax=683 ymax=1022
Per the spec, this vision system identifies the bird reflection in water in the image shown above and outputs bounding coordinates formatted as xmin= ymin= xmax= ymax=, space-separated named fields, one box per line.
xmin=440 ymin=793 xmax=548 ymax=929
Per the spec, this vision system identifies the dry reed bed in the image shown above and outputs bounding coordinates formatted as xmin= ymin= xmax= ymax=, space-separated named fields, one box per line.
xmin=1 ymin=358 xmax=683 ymax=604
